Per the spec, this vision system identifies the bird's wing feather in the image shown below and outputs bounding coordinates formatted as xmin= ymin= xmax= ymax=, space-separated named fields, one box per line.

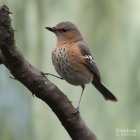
xmin=78 ymin=42 xmax=101 ymax=80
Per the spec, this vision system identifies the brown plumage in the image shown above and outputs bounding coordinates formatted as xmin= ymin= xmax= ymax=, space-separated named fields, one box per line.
xmin=45 ymin=21 xmax=117 ymax=111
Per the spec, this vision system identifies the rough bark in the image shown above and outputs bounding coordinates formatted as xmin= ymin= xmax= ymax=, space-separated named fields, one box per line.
xmin=0 ymin=5 xmax=97 ymax=140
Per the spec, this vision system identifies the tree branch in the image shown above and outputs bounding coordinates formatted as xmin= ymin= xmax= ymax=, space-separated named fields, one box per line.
xmin=0 ymin=50 xmax=3 ymax=64
xmin=0 ymin=5 xmax=97 ymax=140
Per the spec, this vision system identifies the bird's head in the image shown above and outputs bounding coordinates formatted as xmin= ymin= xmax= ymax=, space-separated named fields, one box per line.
xmin=45 ymin=21 xmax=83 ymax=43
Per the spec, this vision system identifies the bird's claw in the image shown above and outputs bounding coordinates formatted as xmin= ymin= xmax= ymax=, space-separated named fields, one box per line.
xmin=73 ymin=107 xmax=80 ymax=114
xmin=42 ymin=72 xmax=63 ymax=80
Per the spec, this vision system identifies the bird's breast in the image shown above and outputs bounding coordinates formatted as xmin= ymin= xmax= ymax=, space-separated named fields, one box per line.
xmin=52 ymin=45 xmax=93 ymax=86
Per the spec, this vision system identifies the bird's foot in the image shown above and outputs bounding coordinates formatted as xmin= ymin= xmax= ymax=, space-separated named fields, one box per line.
xmin=41 ymin=72 xmax=63 ymax=80
xmin=73 ymin=107 xmax=80 ymax=114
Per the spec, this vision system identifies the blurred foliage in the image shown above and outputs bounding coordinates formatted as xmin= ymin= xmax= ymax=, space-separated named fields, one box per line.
xmin=0 ymin=0 xmax=140 ymax=140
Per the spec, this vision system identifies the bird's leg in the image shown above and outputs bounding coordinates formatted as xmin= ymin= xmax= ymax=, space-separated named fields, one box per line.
xmin=74 ymin=85 xmax=85 ymax=113
xmin=41 ymin=72 xmax=63 ymax=80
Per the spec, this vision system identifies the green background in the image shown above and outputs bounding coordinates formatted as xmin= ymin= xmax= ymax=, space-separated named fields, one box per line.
xmin=0 ymin=0 xmax=140 ymax=140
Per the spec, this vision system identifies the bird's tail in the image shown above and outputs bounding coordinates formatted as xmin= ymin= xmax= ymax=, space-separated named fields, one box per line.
xmin=92 ymin=78 xmax=117 ymax=101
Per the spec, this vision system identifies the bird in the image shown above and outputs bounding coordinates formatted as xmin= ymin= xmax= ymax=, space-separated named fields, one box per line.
xmin=45 ymin=21 xmax=117 ymax=112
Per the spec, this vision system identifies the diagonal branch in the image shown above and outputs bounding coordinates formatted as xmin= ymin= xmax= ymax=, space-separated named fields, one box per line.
xmin=0 ymin=5 xmax=97 ymax=140
xmin=0 ymin=50 xmax=3 ymax=64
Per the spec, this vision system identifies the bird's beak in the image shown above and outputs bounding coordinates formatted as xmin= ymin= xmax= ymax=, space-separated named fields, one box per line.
xmin=45 ymin=26 xmax=56 ymax=32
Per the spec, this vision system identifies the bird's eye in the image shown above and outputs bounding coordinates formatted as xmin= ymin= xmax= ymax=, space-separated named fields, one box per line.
xmin=62 ymin=28 xmax=67 ymax=32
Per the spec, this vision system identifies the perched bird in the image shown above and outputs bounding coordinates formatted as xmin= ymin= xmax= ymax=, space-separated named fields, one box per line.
xmin=45 ymin=21 xmax=117 ymax=111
